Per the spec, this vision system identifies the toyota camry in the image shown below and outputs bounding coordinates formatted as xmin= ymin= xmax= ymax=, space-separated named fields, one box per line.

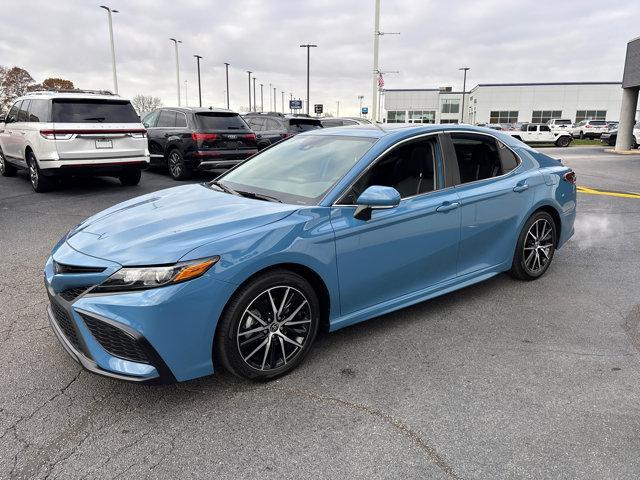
xmin=44 ymin=124 xmax=576 ymax=383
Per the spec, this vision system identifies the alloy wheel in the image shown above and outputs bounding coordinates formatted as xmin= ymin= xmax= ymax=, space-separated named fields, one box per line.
xmin=523 ymin=218 xmax=554 ymax=274
xmin=236 ymin=286 xmax=312 ymax=371
xmin=168 ymin=152 xmax=182 ymax=178
xmin=0 ymin=153 xmax=5 ymax=174
xmin=29 ymin=160 xmax=39 ymax=189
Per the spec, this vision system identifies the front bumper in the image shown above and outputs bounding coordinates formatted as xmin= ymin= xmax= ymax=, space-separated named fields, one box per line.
xmin=45 ymin=242 xmax=237 ymax=383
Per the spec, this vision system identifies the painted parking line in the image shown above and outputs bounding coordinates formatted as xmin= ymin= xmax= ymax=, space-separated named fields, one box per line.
xmin=577 ymin=186 xmax=640 ymax=199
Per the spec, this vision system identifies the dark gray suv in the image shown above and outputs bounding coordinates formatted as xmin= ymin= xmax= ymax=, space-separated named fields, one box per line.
xmin=243 ymin=112 xmax=322 ymax=150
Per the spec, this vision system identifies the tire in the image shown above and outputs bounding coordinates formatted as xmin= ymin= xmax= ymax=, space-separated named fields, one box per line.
xmin=579 ymin=131 xmax=585 ymax=140
xmin=166 ymin=149 xmax=192 ymax=180
xmin=119 ymin=169 xmax=142 ymax=186
xmin=27 ymin=151 xmax=55 ymax=193
xmin=555 ymin=136 xmax=571 ymax=148
xmin=510 ymin=211 xmax=557 ymax=281
xmin=0 ymin=149 xmax=17 ymax=177
xmin=215 ymin=269 xmax=320 ymax=380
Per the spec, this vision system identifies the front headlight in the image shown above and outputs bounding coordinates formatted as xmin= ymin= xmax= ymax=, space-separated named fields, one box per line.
xmin=91 ymin=257 xmax=219 ymax=293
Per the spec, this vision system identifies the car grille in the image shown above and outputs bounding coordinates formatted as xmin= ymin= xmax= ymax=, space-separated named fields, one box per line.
xmin=50 ymin=300 xmax=83 ymax=352
xmin=59 ymin=286 xmax=89 ymax=302
xmin=80 ymin=314 xmax=150 ymax=364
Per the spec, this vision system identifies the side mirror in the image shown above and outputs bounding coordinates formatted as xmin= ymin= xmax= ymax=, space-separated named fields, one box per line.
xmin=354 ymin=185 xmax=401 ymax=221
xmin=143 ymin=122 xmax=150 ymax=128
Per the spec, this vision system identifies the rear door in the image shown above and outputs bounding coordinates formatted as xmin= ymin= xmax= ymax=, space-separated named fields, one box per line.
xmin=3 ymin=101 xmax=25 ymax=160
xmin=51 ymin=98 xmax=146 ymax=162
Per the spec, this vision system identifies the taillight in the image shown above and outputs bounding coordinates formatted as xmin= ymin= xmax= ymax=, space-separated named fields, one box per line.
xmin=585 ymin=124 xmax=592 ymax=128
xmin=563 ymin=171 xmax=576 ymax=184
xmin=242 ymin=133 xmax=256 ymax=141
xmin=40 ymin=130 xmax=73 ymax=140
xmin=192 ymin=133 xmax=218 ymax=141
xmin=280 ymin=133 xmax=291 ymax=139
xmin=130 ymin=131 xmax=147 ymax=138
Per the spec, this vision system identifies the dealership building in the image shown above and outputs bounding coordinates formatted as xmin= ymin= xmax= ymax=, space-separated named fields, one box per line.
xmin=383 ymin=82 xmax=626 ymax=125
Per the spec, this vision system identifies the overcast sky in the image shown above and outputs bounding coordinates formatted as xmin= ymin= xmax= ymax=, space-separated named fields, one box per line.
xmin=1 ymin=0 xmax=638 ymax=116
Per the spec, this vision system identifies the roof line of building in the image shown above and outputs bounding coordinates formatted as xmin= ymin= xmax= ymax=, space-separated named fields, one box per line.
xmin=385 ymin=82 xmax=622 ymax=93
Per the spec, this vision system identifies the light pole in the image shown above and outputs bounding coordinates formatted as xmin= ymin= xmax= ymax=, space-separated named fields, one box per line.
xmin=246 ymin=71 xmax=252 ymax=112
xmin=282 ymin=91 xmax=285 ymax=113
xmin=184 ymin=80 xmax=188 ymax=106
xmin=194 ymin=55 xmax=203 ymax=107
xmin=170 ymin=38 xmax=182 ymax=105
xmin=459 ymin=67 xmax=470 ymax=123
xmin=290 ymin=93 xmax=293 ymax=113
xmin=273 ymin=87 xmax=277 ymax=112
xmin=299 ymin=44 xmax=317 ymax=115
xmin=370 ymin=0 xmax=400 ymax=122
xmin=358 ymin=95 xmax=364 ymax=117
xmin=252 ymin=77 xmax=257 ymax=112
xmin=260 ymin=84 xmax=264 ymax=112
xmin=100 ymin=6 xmax=119 ymax=94
xmin=336 ymin=100 xmax=340 ymax=117
xmin=224 ymin=63 xmax=230 ymax=109
xmin=269 ymin=83 xmax=272 ymax=111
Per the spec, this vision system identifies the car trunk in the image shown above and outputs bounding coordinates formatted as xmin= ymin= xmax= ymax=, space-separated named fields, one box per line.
xmin=193 ymin=112 xmax=257 ymax=150
xmin=51 ymin=99 xmax=146 ymax=161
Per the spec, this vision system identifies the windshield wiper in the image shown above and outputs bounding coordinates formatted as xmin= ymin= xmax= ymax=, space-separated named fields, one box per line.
xmin=210 ymin=180 xmax=239 ymax=196
xmin=236 ymin=190 xmax=283 ymax=203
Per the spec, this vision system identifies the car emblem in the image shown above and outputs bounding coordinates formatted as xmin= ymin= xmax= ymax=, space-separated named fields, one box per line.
xmin=227 ymin=134 xmax=237 ymax=140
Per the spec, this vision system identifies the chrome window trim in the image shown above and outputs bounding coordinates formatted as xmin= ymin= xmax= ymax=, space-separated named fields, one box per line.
xmin=330 ymin=129 xmax=523 ymax=208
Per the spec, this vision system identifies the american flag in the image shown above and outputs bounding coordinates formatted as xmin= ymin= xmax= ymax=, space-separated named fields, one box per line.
xmin=377 ymin=72 xmax=384 ymax=89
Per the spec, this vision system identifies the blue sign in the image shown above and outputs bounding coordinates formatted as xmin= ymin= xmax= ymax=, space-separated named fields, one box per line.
xmin=361 ymin=107 xmax=369 ymax=114
xmin=289 ymin=99 xmax=303 ymax=110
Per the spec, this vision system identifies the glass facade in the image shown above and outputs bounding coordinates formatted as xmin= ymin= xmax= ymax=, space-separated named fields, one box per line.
xmin=489 ymin=111 xmax=519 ymax=123
xmin=531 ymin=110 xmax=562 ymax=123
xmin=441 ymin=99 xmax=460 ymax=114
xmin=575 ymin=110 xmax=606 ymax=122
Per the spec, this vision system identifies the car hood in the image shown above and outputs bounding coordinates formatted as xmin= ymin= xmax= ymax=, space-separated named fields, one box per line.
xmin=66 ymin=184 xmax=298 ymax=265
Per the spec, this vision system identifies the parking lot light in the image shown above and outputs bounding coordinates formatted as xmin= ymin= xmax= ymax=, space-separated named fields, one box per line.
xmin=299 ymin=44 xmax=317 ymax=115
xmin=459 ymin=67 xmax=470 ymax=123
xmin=224 ymin=63 xmax=230 ymax=109
xmin=247 ymin=71 xmax=252 ymax=112
xmin=99 ymin=6 xmax=119 ymax=94
xmin=194 ymin=55 xmax=203 ymax=107
xmin=170 ymin=38 xmax=182 ymax=106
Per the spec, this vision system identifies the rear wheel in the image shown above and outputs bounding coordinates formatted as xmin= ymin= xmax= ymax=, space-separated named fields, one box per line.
xmin=555 ymin=136 xmax=571 ymax=147
xmin=510 ymin=212 xmax=557 ymax=281
xmin=119 ymin=169 xmax=141 ymax=186
xmin=579 ymin=131 xmax=585 ymax=140
xmin=27 ymin=152 xmax=55 ymax=193
xmin=167 ymin=149 xmax=192 ymax=180
xmin=215 ymin=270 xmax=320 ymax=380
xmin=0 ymin=149 xmax=17 ymax=177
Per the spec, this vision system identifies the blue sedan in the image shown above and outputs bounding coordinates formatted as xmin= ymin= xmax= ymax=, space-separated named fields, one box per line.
xmin=45 ymin=124 xmax=576 ymax=383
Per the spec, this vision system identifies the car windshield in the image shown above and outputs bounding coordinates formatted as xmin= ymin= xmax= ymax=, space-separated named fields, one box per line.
xmin=52 ymin=99 xmax=139 ymax=123
xmin=196 ymin=112 xmax=248 ymax=130
xmin=217 ymin=134 xmax=377 ymax=205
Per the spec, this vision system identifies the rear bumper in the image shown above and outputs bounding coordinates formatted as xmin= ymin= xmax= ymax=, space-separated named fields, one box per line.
xmin=186 ymin=149 xmax=257 ymax=170
xmin=41 ymin=160 xmax=149 ymax=177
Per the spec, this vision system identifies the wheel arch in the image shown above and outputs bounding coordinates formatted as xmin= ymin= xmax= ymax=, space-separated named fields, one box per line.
xmin=528 ymin=203 xmax=562 ymax=247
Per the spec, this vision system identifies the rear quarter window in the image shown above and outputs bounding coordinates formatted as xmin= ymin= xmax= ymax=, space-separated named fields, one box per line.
xmin=52 ymin=99 xmax=139 ymax=123
xmin=196 ymin=113 xmax=248 ymax=130
xmin=28 ymin=99 xmax=50 ymax=122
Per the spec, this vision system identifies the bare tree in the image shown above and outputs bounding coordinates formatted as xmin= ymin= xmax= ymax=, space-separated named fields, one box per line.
xmin=0 ymin=67 xmax=35 ymax=112
xmin=132 ymin=94 xmax=163 ymax=115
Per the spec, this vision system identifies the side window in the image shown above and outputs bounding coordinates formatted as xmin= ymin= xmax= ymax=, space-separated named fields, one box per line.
xmin=497 ymin=141 xmax=519 ymax=173
xmin=450 ymin=133 xmax=503 ymax=184
xmin=17 ymin=100 xmax=30 ymax=122
xmin=6 ymin=101 xmax=22 ymax=122
xmin=175 ymin=112 xmax=188 ymax=128
xmin=342 ymin=120 xmax=358 ymax=126
xmin=28 ymin=99 xmax=50 ymax=122
xmin=248 ymin=117 xmax=265 ymax=131
xmin=540 ymin=125 xmax=551 ymax=132
xmin=340 ymin=138 xmax=437 ymax=204
xmin=266 ymin=119 xmax=281 ymax=131
xmin=527 ymin=125 xmax=537 ymax=132
xmin=156 ymin=110 xmax=176 ymax=128
xmin=142 ymin=110 xmax=160 ymax=127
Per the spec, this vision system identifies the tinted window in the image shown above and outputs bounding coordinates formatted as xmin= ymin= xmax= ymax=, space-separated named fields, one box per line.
xmin=195 ymin=113 xmax=248 ymax=130
xmin=450 ymin=133 xmax=503 ymax=184
xmin=52 ymin=99 xmax=139 ymax=123
xmin=156 ymin=110 xmax=176 ymax=128
xmin=142 ymin=110 xmax=160 ymax=127
xmin=266 ymin=119 xmax=281 ymax=130
xmin=287 ymin=119 xmax=322 ymax=132
xmin=6 ymin=102 xmax=21 ymax=122
xmin=176 ymin=112 xmax=188 ymax=128
xmin=540 ymin=125 xmax=551 ymax=132
xmin=28 ymin=99 xmax=50 ymax=122
xmin=17 ymin=100 xmax=30 ymax=122
xmin=342 ymin=119 xmax=358 ymax=126
xmin=322 ymin=119 xmax=342 ymax=127
xmin=590 ymin=120 xmax=606 ymax=126
xmin=341 ymin=139 xmax=437 ymax=203
xmin=247 ymin=117 xmax=265 ymax=131
xmin=498 ymin=141 xmax=519 ymax=173
xmin=527 ymin=125 xmax=537 ymax=132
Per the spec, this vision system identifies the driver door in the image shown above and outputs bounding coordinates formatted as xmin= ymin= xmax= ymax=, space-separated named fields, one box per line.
xmin=330 ymin=134 xmax=461 ymax=316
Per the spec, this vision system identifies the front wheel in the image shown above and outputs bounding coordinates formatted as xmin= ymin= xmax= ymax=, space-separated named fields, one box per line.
xmin=0 ymin=149 xmax=17 ymax=176
xmin=215 ymin=270 xmax=320 ymax=380
xmin=555 ymin=136 xmax=571 ymax=148
xmin=119 ymin=169 xmax=141 ymax=186
xmin=510 ymin=212 xmax=557 ymax=281
xmin=28 ymin=152 xmax=55 ymax=193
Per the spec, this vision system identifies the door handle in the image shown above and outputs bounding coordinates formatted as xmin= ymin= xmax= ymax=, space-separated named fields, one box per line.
xmin=513 ymin=184 xmax=529 ymax=193
xmin=436 ymin=201 xmax=460 ymax=213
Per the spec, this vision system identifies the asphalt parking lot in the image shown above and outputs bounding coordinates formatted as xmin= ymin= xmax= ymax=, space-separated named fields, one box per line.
xmin=1 ymin=146 xmax=640 ymax=479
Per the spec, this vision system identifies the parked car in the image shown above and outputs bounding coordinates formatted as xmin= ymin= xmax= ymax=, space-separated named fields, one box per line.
xmin=605 ymin=121 xmax=619 ymax=131
xmin=485 ymin=123 xmax=504 ymax=131
xmin=244 ymin=112 xmax=322 ymax=150
xmin=44 ymin=124 xmax=576 ymax=383
xmin=571 ymin=120 xmax=608 ymax=139
xmin=601 ymin=123 xmax=640 ymax=147
xmin=546 ymin=119 xmax=573 ymax=131
xmin=506 ymin=123 xmax=573 ymax=147
xmin=0 ymin=90 xmax=149 ymax=192
xmin=320 ymin=117 xmax=372 ymax=127
xmin=142 ymin=107 xmax=257 ymax=180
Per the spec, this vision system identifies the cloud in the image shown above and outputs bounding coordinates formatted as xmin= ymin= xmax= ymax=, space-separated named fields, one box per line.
xmin=0 ymin=0 xmax=637 ymax=116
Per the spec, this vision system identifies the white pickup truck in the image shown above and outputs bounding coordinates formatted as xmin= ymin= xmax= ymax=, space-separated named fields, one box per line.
xmin=505 ymin=123 xmax=573 ymax=147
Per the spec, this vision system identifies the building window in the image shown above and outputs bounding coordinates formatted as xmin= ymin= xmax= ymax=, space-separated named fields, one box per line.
xmin=531 ymin=110 xmax=562 ymax=123
xmin=489 ymin=111 xmax=518 ymax=123
xmin=575 ymin=110 xmax=606 ymax=122
xmin=439 ymin=119 xmax=459 ymax=124
xmin=387 ymin=111 xmax=406 ymax=123
xmin=441 ymin=99 xmax=460 ymax=114
xmin=407 ymin=110 xmax=435 ymax=124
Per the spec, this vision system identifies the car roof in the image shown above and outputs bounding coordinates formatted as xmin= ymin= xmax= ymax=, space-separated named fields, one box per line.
xmin=18 ymin=90 xmax=126 ymax=102
xmin=162 ymin=106 xmax=238 ymax=114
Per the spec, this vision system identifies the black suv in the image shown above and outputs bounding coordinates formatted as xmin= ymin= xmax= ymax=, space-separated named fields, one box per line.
xmin=243 ymin=112 xmax=322 ymax=150
xmin=142 ymin=107 xmax=257 ymax=180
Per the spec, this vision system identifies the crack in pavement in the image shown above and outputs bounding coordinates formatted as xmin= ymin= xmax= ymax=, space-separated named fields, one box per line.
xmin=269 ymin=385 xmax=462 ymax=480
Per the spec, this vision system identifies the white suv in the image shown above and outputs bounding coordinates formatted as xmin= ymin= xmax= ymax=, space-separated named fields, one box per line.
xmin=571 ymin=120 xmax=608 ymax=139
xmin=0 ymin=90 xmax=149 ymax=192
xmin=547 ymin=118 xmax=572 ymax=131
